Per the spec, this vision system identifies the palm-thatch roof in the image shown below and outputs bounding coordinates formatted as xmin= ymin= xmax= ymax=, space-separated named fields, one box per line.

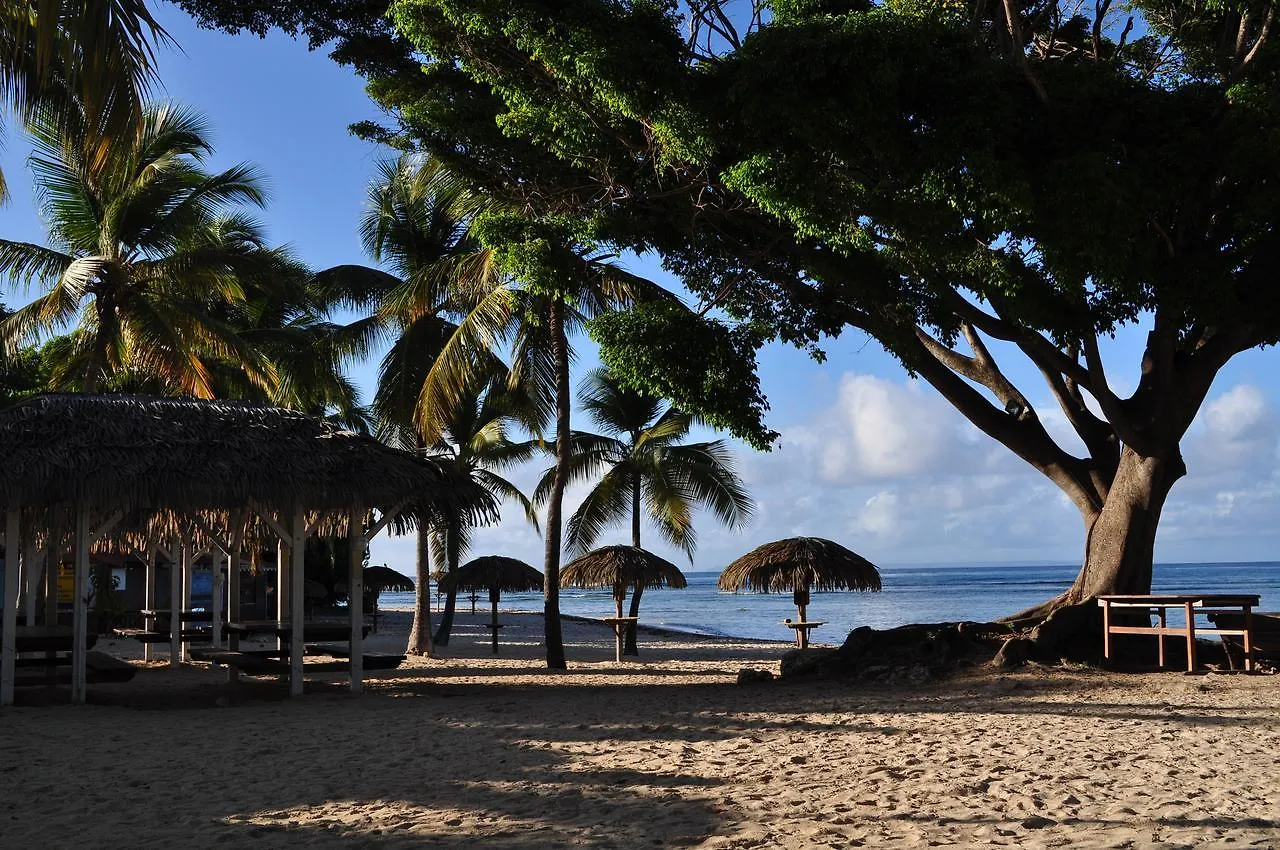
xmin=365 ymin=565 xmax=415 ymax=593
xmin=718 ymin=537 xmax=882 ymax=593
xmin=561 ymin=545 xmax=687 ymax=595
xmin=0 ymin=395 xmax=492 ymax=525
xmin=438 ymin=555 xmax=543 ymax=594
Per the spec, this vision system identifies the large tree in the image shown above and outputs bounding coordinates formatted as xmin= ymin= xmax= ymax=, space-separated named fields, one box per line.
xmin=173 ymin=0 xmax=1280 ymax=626
xmin=537 ymin=366 xmax=752 ymax=653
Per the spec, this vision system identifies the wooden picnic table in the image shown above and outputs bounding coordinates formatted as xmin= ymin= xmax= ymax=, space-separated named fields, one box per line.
xmin=782 ymin=619 xmax=826 ymax=649
xmin=212 ymin=621 xmax=390 ymax=680
xmin=13 ymin=625 xmax=95 ymax=654
xmin=1097 ymin=594 xmax=1261 ymax=672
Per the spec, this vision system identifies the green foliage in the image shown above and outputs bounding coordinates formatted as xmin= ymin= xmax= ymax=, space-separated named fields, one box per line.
xmin=590 ymin=302 xmax=777 ymax=451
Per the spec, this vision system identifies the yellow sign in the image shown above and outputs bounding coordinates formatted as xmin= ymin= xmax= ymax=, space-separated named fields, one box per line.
xmin=57 ymin=563 xmax=74 ymax=604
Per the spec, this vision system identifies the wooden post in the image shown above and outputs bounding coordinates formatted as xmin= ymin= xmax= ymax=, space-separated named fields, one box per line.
xmin=211 ymin=553 xmax=225 ymax=648
xmin=1184 ymin=601 xmax=1196 ymax=673
xmin=2 ymin=506 xmax=20 ymax=706
xmin=71 ymin=503 xmax=90 ymax=704
xmin=490 ymin=588 xmax=500 ymax=656
xmin=44 ymin=514 xmax=60 ymax=628
xmin=1101 ymin=599 xmax=1112 ymax=664
xmin=614 ymin=593 xmax=624 ymax=663
xmin=1243 ymin=604 xmax=1254 ymax=673
xmin=227 ymin=518 xmax=244 ymax=683
xmin=348 ymin=502 xmax=364 ymax=694
xmin=289 ymin=507 xmax=305 ymax=697
xmin=143 ymin=547 xmax=156 ymax=662
xmin=180 ymin=540 xmax=194 ymax=664
xmin=276 ymin=539 xmax=288 ymax=655
xmin=1156 ymin=606 xmax=1166 ymax=670
xmin=23 ymin=537 xmax=40 ymax=627
xmin=168 ymin=544 xmax=181 ymax=667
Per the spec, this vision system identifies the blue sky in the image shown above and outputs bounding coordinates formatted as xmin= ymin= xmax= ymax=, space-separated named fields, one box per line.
xmin=3 ymin=2 xmax=1279 ymax=573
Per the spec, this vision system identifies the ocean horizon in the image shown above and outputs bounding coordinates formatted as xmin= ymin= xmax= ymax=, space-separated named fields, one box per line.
xmin=378 ymin=560 xmax=1280 ymax=643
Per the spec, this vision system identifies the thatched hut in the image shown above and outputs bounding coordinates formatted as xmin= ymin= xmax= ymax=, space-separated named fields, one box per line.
xmin=438 ymin=556 xmax=543 ymax=655
xmin=561 ymin=545 xmax=687 ymax=660
xmin=718 ymin=537 xmax=882 ymax=648
xmin=0 ymin=394 xmax=493 ymax=706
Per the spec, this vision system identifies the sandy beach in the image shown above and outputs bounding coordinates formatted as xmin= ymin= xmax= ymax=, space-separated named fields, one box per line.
xmin=2 ymin=612 xmax=1279 ymax=849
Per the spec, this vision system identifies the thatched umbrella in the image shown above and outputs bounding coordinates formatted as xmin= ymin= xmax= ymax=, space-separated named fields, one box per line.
xmin=365 ymin=565 xmax=415 ymax=594
xmin=718 ymin=537 xmax=882 ymax=648
xmin=561 ymin=545 xmax=687 ymax=660
xmin=437 ymin=556 xmax=543 ymax=654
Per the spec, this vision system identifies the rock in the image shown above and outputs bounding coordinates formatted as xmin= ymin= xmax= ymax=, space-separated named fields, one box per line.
xmin=991 ymin=637 xmax=1034 ymax=669
xmin=1021 ymin=816 xmax=1057 ymax=829
xmin=779 ymin=648 xmax=841 ymax=679
xmin=736 ymin=668 xmax=774 ymax=685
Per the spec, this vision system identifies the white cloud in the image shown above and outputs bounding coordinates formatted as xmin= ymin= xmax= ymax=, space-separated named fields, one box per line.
xmin=369 ymin=376 xmax=1280 ymax=574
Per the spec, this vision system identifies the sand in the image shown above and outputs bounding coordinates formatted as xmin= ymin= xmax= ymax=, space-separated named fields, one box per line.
xmin=2 ymin=611 xmax=1279 ymax=848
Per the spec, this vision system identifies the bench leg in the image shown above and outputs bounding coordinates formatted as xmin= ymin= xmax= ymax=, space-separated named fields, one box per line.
xmin=1243 ymin=606 xmax=1254 ymax=673
xmin=1184 ymin=602 xmax=1196 ymax=673
xmin=1157 ymin=608 xmax=1166 ymax=670
xmin=1101 ymin=600 xmax=1112 ymax=664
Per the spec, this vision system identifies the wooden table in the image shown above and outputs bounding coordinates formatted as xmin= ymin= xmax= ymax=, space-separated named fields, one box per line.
xmin=783 ymin=619 xmax=826 ymax=649
xmin=1097 ymin=594 xmax=1260 ymax=672
xmin=224 ymin=620 xmax=370 ymax=645
xmin=601 ymin=616 xmax=638 ymax=663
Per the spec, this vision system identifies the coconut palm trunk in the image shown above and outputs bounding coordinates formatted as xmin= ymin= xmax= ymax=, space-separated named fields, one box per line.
xmin=405 ymin=518 xmax=433 ymax=655
xmin=433 ymin=518 xmax=462 ymax=646
xmin=542 ymin=298 xmax=570 ymax=669
xmin=623 ymin=475 xmax=644 ymax=654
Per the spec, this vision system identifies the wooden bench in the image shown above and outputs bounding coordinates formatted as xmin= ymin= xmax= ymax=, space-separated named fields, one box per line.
xmin=195 ymin=648 xmax=405 ymax=676
xmin=14 ymin=651 xmax=136 ymax=686
xmin=1208 ymin=611 xmax=1280 ymax=669
xmin=113 ymin=628 xmax=212 ymax=643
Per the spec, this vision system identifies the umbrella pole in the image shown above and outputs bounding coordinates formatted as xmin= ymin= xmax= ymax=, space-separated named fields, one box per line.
xmin=614 ymin=593 xmax=624 ymax=663
xmin=490 ymin=587 xmax=499 ymax=656
xmin=794 ymin=584 xmax=811 ymax=650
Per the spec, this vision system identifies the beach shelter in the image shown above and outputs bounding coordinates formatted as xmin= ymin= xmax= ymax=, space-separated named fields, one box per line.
xmin=437 ymin=556 xmax=542 ymax=655
xmin=0 ymin=394 xmax=494 ymax=705
xmin=561 ymin=545 xmax=687 ymax=660
xmin=718 ymin=537 xmax=882 ymax=648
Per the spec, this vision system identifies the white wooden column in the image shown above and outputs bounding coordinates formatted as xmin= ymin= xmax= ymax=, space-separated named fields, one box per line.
xmin=180 ymin=541 xmax=194 ymax=663
xmin=2 ymin=506 xmax=21 ymax=706
xmin=44 ymin=516 xmax=59 ymax=627
xmin=226 ymin=520 xmax=244 ymax=683
xmin=348 ymin=503 xmax=364 ymax=694
xmin=71 ymin=503 xmax=90 ymax=704
xmin=289 ymin=506 xmax=305 ymax=697
xmin=143 ymin=547 xmax=156 ymax=662
xmin=22 ymin=538 xmax=40 ymax=626
xmin=275 ymin=539 xmax=288 ymax=654
xmin=168 ymin=545 xmax=181 ymax=667
xmin=211 ymin=554 xmax=225 ymax=648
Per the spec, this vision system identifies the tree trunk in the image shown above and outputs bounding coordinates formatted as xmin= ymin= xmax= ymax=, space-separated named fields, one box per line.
xmin=405 ymin=519 xmax=434 ymax=655
xmin=624 ymin=477 xmax=642 ymax=655
xmin=542 ymin=298 xmax=570 ymax=669
xmin=433 ymin=519 xmax=460 ymax=645
xmin=1008 ymin=446 xmax=1185 ymax=624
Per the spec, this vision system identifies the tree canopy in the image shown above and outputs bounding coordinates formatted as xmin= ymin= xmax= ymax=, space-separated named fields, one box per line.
xmin=170 ymin=0 xmax=1280 ymax=609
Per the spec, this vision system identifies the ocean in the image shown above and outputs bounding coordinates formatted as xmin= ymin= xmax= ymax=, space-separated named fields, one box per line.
xmin=377 ymin=561 xmax=1280 ymax=642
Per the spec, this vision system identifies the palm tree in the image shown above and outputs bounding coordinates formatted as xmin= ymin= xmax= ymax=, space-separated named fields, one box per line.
xmin=396 ymin=379 xmax=540 ymax=648
xmin=537 ymin=367 xmax=754 ymax=653
xmin=0 ymin=101 xmax=291 ymax=397
xmin=322 ymin=154 xmax=528 ymax=655
xmin=1 ymin=0 xmax=170 ymax=202
xmin=416 ymin=221 xmax=677 ymax=669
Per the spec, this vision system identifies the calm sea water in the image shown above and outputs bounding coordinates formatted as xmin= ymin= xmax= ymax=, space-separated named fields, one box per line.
xmin=377 ymin=562 xmax=1280 ymax=642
